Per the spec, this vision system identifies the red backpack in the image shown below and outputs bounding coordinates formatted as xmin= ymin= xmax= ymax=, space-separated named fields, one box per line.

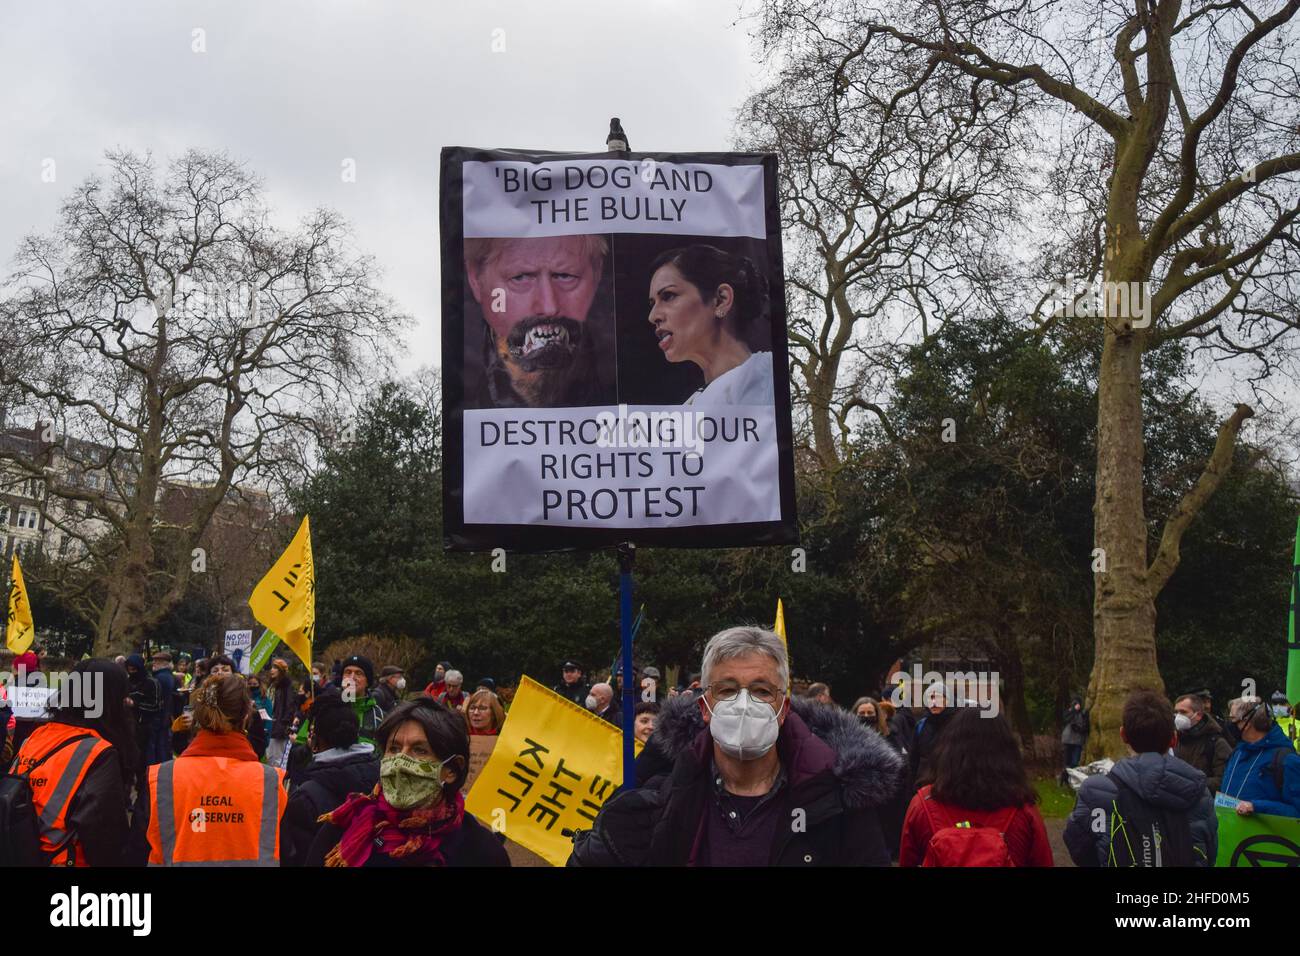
xmin=919 ymin=792 xmax=1019 ymax=867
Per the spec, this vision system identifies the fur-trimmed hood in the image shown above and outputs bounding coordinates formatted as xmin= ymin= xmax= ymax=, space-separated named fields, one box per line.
xmin=646 ymin=693 xmax=904 ymax=810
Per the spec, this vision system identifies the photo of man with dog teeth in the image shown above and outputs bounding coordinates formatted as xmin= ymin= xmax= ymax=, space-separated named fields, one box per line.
xmin=463 ymin=235 xmax=617 ymax=408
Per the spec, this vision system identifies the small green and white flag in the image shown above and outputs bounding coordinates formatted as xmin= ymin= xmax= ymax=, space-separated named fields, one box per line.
xmin=249 ymin=627 xmax=281 ymax=674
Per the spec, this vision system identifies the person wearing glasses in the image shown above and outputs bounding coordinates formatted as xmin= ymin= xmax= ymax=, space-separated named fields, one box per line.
xmin=567 ymin=626 xmax=903 ymax=866
xmin=464 ymin=690 xmax=504 ymax=736
xmin=1219 ymin=696 xmax=1300 ymax=818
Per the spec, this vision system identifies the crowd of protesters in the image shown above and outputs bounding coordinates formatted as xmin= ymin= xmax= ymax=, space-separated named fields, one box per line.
xmin=2 ymin=633 xmax=1298 ymax=868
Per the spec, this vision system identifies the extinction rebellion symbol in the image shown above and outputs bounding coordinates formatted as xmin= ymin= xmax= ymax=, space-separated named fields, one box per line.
xmin=1229 ymin=834 xmax=1300 ymax=867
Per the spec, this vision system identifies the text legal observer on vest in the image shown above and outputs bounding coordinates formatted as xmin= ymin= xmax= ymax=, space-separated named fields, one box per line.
xmin=49 ymin=887 xmax=151 ymax=936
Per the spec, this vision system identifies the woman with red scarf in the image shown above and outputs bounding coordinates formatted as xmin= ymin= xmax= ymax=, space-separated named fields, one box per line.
xmin=465 ymin=690 xmax=504 ymax=736
xmin=306 ymin=697 xmax=509 ymax=867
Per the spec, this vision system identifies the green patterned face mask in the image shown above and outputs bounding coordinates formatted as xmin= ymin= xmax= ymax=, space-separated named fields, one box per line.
xmin=380 ymin=753 xmax=445 ymax=809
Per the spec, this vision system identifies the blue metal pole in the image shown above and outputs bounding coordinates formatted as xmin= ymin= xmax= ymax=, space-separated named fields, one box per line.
xmin=618 ymin=542 xmax=636 ymax=789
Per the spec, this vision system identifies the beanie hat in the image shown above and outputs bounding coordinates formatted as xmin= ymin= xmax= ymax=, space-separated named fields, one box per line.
xmin=341 ymin=654 xmax=375 ymax=688
xmin=125 ymin=654 xmax=146 ymax=671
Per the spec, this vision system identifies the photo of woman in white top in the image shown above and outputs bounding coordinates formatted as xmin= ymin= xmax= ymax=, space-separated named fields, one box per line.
xmin=646 ymin=244 xmax=774 ymax=406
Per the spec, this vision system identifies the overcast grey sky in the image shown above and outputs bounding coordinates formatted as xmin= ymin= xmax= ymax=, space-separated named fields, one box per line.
xmin=2 ymin=1 xmax=1295 ymax=470
xmin=0 ymin=0 xmax=760 ymax=372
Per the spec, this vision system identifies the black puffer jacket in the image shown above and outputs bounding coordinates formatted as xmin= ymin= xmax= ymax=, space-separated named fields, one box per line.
xmin=569 ymin=694 xmax=903 ymax=866
xmin=1064 ymin=751 xmax=1217 ymax=867
xmin=280 ymin=745 xmax=380 ymax=867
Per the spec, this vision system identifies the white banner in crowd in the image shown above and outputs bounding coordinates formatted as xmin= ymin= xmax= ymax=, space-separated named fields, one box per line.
xmin=8 ymin=685 xmax=54 ymax=719
xmin=223 ymin=629 xmax=253 ymax=674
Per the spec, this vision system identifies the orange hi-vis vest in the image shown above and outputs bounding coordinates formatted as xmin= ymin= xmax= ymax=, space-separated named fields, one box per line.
xmin=147 ymin=751 xmax=286 ymax=866
xmin=13 ymin=722 xmax=113 ymax=866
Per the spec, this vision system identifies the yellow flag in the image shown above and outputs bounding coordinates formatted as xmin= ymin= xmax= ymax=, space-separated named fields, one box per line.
xmin=774 ymin=597 xmax=790 ymax=687
xmin=5 ymin=554 xmax=34 ymax=654
xmin=465 ymin=675 xmax=641 ymax=866
xmin=248 ymin=515 xmax=314 ymax=669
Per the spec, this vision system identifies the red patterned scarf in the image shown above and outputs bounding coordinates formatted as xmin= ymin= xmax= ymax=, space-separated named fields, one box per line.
xmin=321 ymin=786 xmax=465 ymax=867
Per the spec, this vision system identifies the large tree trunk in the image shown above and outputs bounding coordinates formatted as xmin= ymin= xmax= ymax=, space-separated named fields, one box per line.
xmin=92 ymin=415 xmax=164 ymax=656
xmin=1086 ymin=283 xmax=1163 ymax=759
xmin=92 ymin=521 xmax=155 ymax=656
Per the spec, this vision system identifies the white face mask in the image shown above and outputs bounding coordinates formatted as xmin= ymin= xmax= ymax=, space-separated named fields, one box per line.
xmin=395 ymin=678 xmax=407 ymax=691
xmin=704 ymin=689 xmax=782 ymax=761
xmin=585 ymin=694 xmax=599 ymax=711
xmin=1272 ymin=705 xmax=1290 ymax=717
xmin=1174 ymin=713 xmax=1192 ymax=732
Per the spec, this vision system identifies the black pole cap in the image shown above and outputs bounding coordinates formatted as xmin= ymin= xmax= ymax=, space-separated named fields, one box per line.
xmin=607 ymin=117 xmax=629 ymax=151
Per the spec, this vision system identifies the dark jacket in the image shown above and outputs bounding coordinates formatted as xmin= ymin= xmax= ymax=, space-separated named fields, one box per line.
xmin=1061 ymin=702 xmax=1089 ymax=746
xmin=1064 ymin=751 xmax=1217 ymax=867
xmin=280 ymin=744 xmax=380 ymax=867
xmin=909 ymin=708 xmax=954 ymax=787
xmin=889 ymin=707 xmax=918 ymax=751
xmin=304 ymin=806 xmax=510 ymax=867
xmin=246 ymin=708 xmax=267 ymax=760
xmin=373 ymin=682 xmax=400 ymax=715
xmin=270 ymin=678 xmax=296 ymax=740
xmin=1219 ymin=724 xmax=1300 ymax=817
xmin=126 ymin=671 xmax=162 ymax=728
xmin=1174 ymin=715 xmax=1233 ymax=795
xmin=153 ymin=667 xmax=177 ymax=712
xmin=553 ymin=680 xmax=590 ymax=707
xmin=872 ymin=727 xmax=911 ymax=859
xmin=568 ymin=694 xmax=903 ymax=867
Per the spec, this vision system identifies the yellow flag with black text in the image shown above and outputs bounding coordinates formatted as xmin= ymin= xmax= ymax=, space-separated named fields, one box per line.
xmin=465 ymin=675 xmax=641 ymax=866
xmin=5 ymin=554 xmax=34 ymax=654
xmin=248 ymin=515 xmax=314 ymax=669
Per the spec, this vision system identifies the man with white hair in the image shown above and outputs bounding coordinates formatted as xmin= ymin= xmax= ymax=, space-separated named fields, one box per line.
xmin=568 ymin=626 xmax=902 ymax=866
xmin=436 ymin=669 xmax=468 ymax=711
xmin=1220 ymin=696 xmax=1300 ymax=817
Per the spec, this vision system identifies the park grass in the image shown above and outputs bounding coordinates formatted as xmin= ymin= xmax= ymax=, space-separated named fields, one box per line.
xmin=1033 ymin=776 xmax=1077 ymax=819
